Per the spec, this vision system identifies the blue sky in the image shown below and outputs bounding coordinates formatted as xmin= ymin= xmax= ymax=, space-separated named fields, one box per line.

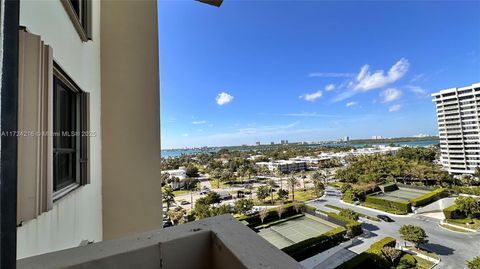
xmin=158 ymin=0 xmax=480 ymax=149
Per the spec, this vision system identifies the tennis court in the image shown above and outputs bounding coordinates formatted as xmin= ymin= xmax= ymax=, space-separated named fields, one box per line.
xmin=373 ymin=188 xmax=428 ymax=202
xmin=257 ymin=215 xmax=338 ymax=249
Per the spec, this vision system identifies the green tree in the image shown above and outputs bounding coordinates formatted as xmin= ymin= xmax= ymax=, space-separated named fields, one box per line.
xmin=259 ymin=208 xmax=269 ymax=223
xmin=338 ymin=208 xmax=360 ymax=221
xmin=257 ymin=185 xmax=270 ymax=203
xmin=212 ymin=204 xmax=231 ymax=216
xmin=185 ymin=165 xmax=199 ymax=178
xmin=475 ymin=167 xmax=480 ymax=181
xmin=205 ymin=192 xmax=221 ymax=205
xmin=168 ymin=207 xmax=186 ymax=225
xmin=234 ymin=199 xmax=254 ymax=214
xmin=276 ymin=206 xmax=286 ymax=219
xmin=467 ymin=256 xmax=480 ymax=269
xmin=455 ymin=196 xmax=480 ymax=218
xmin=277 ymin=189 xmax=289 ymax=202
xmin=382 ymin=246 xmax=401 ymax=265
xmin=210 ymin=168 xmax=222 ymax=188
xmin=162 ymin=185 xmax=175 ymax=212
xmin=462 ymin=174 xmax=474 ymax=187
xmin=194 ymin=201 xmax=211 ymax=220
xmin=267 ymin=179 xmax=276 ymax=204
xmin=288 ymin=176 xmax=298 ymax=201
xmin=399 ymin=225 xmax=428 ymax=248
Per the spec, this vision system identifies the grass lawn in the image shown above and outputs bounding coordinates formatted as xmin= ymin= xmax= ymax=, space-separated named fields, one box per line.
xmin=208 ymin=180 xmax=228 ymax=189
xmin=440 ymin=224 xmax=468 ymax=233
xmin=293 ymin=188 xmax=322 ymax=202
xmin=324 ymin=204 xmax=380 ymax=221
xmin=446 ymin=218 xmax=480 ymax=230
xmin=360 ymin=202 xmax=408 ymax=215
xmin=406 ymin=246 xmax=439 ymax=260
xmin=414 ymin=255 xmax=435 ymax=269
xmin=172 ymin=190 xmax=190 ymax=196
xmin=327 ymin=182 xmax=345 ymax=189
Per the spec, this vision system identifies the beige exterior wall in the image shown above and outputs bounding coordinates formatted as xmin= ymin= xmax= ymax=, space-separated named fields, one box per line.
xmin=17 ymin=0 xmax=103 ymax=258
xmin=100 ymin=0 xmax=162 ymax=240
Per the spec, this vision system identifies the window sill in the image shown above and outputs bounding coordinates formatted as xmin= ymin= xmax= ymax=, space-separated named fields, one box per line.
xmin=53 ymin=183 xmax=81 ymax=203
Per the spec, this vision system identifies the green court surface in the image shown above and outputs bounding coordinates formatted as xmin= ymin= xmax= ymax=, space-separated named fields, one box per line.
xmin=373 ymin=188 xmax=428 ymax=202
xmin=257 ymin=215 xmax=338 ymax=249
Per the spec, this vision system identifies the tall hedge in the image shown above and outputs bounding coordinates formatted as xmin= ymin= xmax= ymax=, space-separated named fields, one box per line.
xmin=336 ymin=237 xmax=396 ymax=269
xmin=365 ymin=195 xmax=411 ymax=213
xmin=410 ymin=188 xmax=448 ymax=207
xmin=443 ymin=204 xmax=465 ymax=219
xmin=326 ymin=212 xmax=363 ymax=237
xmin=282 ymin=227 xmax=347 ymax=261
xmin=238 ymin=203 xmax=299 ymax=227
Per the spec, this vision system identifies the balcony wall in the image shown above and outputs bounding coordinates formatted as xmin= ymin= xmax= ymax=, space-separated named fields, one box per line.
xmin=17 ymin=215 xmax=303 ymax=269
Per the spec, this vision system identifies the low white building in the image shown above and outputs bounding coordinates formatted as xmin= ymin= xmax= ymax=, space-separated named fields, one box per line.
xmin=256 ymin=160 xmax=307 ymax=173
xmin=162 ymin=168 xmax=187 ymax=190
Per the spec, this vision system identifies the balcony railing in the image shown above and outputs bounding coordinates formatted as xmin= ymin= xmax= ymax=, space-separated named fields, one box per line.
xmin=17 ymin=214 xmax=303 ymax=269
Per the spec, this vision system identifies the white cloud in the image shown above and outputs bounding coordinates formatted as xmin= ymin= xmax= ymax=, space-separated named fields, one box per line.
xmin=257 ymin=112 xmax=341 ymax=118
xmin=325 ymin=84 xmax=335 ymax=91
xmin=309 ymin=72 xmax=355 ymax=78
xmin=380 ymin=88 xmax=402 ymax=103
xmin=408 ymin=85 xmax=427 ymax=95
xmin=332 ymin=58 xmax=410 ymax=102
xmin=216 ymin=92 xmax=234 ymax=105
xmin=388 ymin=104 xmax=402 ymax=112
xmin=182 ymin=133 xmax=189 ymax=137
xmin=192 ymin=120 xmax=207 ymax=125
xmin=346 ymin=101 xmax=357 ymax=107
xmin=300 ymin=90 xmax=323 ymax=102
xmin=410 ymin=73 xmax=426 ymax=83
xmin=354 ymin=58 xmax=410 ymax=91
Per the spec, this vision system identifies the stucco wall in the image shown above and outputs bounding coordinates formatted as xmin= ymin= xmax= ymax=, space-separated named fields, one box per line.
xmin=17 ymin=0 xmax=102 ymax=259
xmin=100 ymin=0 xmax=162 ymax=240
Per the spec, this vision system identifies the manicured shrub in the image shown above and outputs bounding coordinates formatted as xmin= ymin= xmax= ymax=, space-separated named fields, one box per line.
xmin=326 ymin=212 xmax=363 ymax=237
xmin=335 ymin=237 xmax=397 ymax=269
xmin=365 ymin=195 xmax=411 ymax=213
xmin=283 ymin=227 xmax=347 ymax=261
xmin=238 ymin=203 xmax=298 ymax=227
xmin=380 ymin=183 xmax=398 ymax=193
xmin=410 ymin=188 xmax=448 ymax=207
xmin=443 ymin=204 xmax=465 ymax=219
xmin=397 ymin=253 xmax=416 ymax=269
xmin=451 ymin=186 xmax=480 ymax=196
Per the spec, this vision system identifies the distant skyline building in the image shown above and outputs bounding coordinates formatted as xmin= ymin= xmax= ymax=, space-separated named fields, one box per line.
xmin=256 ymin=141 xmax=261 ymax=146
xmin=280 ymin=140 xmax=289 ymax=145
xmin=372 ymin=135 xmax=383 ymax=140
xmin=432 ymin=83 xmax=480 ymax=175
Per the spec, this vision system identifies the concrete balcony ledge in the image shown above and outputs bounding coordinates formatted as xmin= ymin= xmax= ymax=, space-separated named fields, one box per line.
xmin=17 ymin=214 xmax=302 ymax=269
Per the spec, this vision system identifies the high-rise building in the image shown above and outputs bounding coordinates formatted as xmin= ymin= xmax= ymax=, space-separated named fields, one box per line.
xmin=432 ymin=83 xmax=480 ymax=175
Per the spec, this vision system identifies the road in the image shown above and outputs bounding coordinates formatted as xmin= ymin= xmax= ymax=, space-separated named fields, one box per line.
xmin=306 ymin=186 xmax=480 ymax=269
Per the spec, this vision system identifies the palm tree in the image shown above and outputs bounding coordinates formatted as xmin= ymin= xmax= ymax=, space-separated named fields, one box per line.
xmin=287 ymin=176 xmax=298 ymax=201
xmin=267 ymin=179 xmax=276 ymax=204
xmin=162 ymin=185 xmax=175 ymax=212
xmin=276 ymin=170 xmax=284 ymax=190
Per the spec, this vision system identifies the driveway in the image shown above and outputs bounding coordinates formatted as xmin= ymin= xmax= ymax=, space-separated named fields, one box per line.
xmin=306 ymin=186 xmax=480 ymax=269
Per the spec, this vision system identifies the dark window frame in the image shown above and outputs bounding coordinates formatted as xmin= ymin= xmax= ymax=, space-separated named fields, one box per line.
xmin=60 ymin=0 xmax=92 ymax=42
xmin=52 ymin=63 xmax=89 ymax=201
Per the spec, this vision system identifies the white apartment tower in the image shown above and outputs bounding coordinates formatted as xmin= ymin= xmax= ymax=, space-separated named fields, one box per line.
xmin=432 ymin=83 xmax=480 ymax=175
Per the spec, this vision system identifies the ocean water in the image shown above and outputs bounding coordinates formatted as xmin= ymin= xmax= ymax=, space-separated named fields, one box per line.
xmin=161 ymin=139 xmax=439 ymax=158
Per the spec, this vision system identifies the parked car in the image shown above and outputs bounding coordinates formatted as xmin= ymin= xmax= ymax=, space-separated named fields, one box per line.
xmin=218 ymin=191 xmax=233 ymax=201
xmin=377 ymin=215 xmax=394 ymax=222
xmin=199 ymin=189 xmax=210 ymax=195
xmin=162 ymin=220 xmax=173 ymax=228
xmin=180 ymin=200 xmax=190 ymax=205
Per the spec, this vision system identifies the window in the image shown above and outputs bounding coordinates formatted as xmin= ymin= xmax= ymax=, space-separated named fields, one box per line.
xmin=61 ymin=0 xmax=92 ymax=41
xmin=53 ymin=65 xmax=90 ymax=199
